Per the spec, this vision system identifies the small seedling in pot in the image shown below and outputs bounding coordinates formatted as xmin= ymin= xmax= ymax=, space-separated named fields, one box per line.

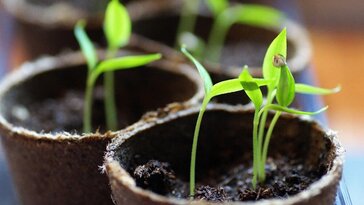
xmin=74 ymin=0 xmax=161 ymax=133
xmin=181 ymin=28 xmax=340 ymax=197
xmin=178 ymin=0 xmax=284 ymax=63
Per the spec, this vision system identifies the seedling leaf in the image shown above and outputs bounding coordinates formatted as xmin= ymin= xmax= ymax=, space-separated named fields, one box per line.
xmin=239 ymin=68 xmax=263 ymax=108
xmin=295 ymin=84 xmax=341 ymax=95
xmin=225 ymin=4 xmax=284 ymax=28
xmin=88 ymin=54 xmax=161 ymax=86
xmin=260 ymin=104 xmax=328 ymax=116
xmin=276 ymin=64 xmax=295 ymax=107
xmin=205 ymin=0 xmax=228 ymax=16
xmin=181 ymin=46 xmax=213 ymax=94
xmin=74 ymin=20 xmax=98 ymax=70
xmin=104 ymin=0 xmax=131 ymax=49
xmin=207 ymin=79 xmax=243 ymax=100
xmin=263 ymin=28 xmax=287 ymax=86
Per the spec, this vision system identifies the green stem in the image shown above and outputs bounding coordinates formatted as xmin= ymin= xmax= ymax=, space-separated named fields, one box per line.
xmin=83 ymin=74 xmax=95 ymax=133
xmin=204 ymin=13 xmax=230 ymax=63
xmin=104 ymin=49 xmax=118 ymax=131
xmin=175 ymin=0 xmax=200 ymax=48
xmin=261 ymin=111 xmax=281 ymax=181
xmin=256 ymin=90 xmax=273 ymax=180
xmin=190 ymin=98 xmax=208 ymax=197
xmin=252 ymin=108 xmax=260 ymax=189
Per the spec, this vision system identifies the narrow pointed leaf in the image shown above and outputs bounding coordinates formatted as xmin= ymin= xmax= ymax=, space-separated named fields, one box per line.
xmin=263 ymin=28 xmax=287 ymax=86
xmin=295 ymin=84 xmax=341 ymax=95
xmin=205 ymin=0 xmax=228 ymax=16
xmin=104 ymin=0 xmax=131 ymax=49
xmin=74 ymin=20 xmax=97 ymax=70
xmin=226 ymin=5 xmax=284 ymax=28
xmin=260 ymin=104 xmax=328 ymax=116
xmin=277 ymin=65 xmax=295 ymax=107
xmin=88 ymin=54 xmax=161 ymax=85
xmin=181 ymin=46 xmax=213 ymax=94
xmin=207 ymin=79 xmax=243 ymax=100
xmin=239 ymin=68 xmax=263 ymax=108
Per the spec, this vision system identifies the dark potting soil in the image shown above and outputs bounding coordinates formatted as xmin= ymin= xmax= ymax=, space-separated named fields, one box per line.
xmin=220 ymin=41 xmax=268 ymax=68
xmin=133 ymin=155 xmax=326 ymax=202
xmin=8 ymin=87 xmax=122 ymax=134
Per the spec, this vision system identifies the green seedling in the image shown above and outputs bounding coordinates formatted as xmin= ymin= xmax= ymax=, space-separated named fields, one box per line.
xmin=177 ymin=0 xmax=284 ymax=63
xmin=103 ymin=0 xmax=131 ymax=131
xmin=74 ymin=5 xmax=161 ymax=133
xmin=181 ymin=46 xmax=271 ymax=197
xmin=181 ymin=28 xmax=340 ymax=196
xmin=254 ymin=28 xmax=340 ymax=185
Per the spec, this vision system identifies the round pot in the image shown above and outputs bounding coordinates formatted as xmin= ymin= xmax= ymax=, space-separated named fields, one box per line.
xmin=0 ymin=47 xmax=203 ymax=205
xmin=132 ymin=10 xmax=311 ymax=77
xmin=2 ymin=0 xmax=182 ymax=60
xmin=105 ymin=103 xmax=344 ymax=205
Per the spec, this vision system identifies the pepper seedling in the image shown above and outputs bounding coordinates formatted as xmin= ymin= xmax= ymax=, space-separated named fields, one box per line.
xmin=181 ymin=46 xmax=271 ymax=197
xmin=181 ymin=28 xmax=340 ymax=195
xmin=74 ymin=1 xmax=161 ymax=133
xmin=177 ymin=0 xmax=284 ymax=63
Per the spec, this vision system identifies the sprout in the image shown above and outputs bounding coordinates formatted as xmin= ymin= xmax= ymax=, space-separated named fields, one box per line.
xmin=74 ymin=1 xmax=161 ymax=133
xmin=181 ymin=28 xmax=340 ymax=195
xmin=177 ymin=0 xmax=284 ymax=63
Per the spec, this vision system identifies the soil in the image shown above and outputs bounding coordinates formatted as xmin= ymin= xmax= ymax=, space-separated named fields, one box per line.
xmin=8 ymin=87 xmax=109 ymax=133
xmin=133 ymin=155 xmax=326 ymax=202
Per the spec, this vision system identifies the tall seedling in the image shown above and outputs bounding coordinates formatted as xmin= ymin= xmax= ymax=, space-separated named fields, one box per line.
xmin=74 ymin=0 xmax=161 ymax=133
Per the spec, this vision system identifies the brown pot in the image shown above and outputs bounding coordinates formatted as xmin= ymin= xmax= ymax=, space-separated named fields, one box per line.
xmin=2 ymin=0 xmax=182 ymax=60
xmin=0 ymin=46 xmax=203 ymax=205
xmin=132 ymin=10 xmax=311 ymax=77
xmin=104 ymin=103 xmax=344 ymax=205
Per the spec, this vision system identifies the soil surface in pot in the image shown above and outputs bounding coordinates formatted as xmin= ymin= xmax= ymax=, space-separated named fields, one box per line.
xmin=3 ymin=64 xmax=198 ymax=133
xmin=131 ymin=154 xmax=326 ymax=202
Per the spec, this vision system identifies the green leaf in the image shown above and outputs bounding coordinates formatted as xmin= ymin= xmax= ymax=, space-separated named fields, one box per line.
xmin=205 ymin=0 xmax=228 ymax=16
xmin=181 ymin=46 xmax=213 ymax=94
xmin=260 ymin=104 xmax=328 ymax=117
xmin=276 ymin=65 xmax=295 ymax=107
xmin=207 ymin=79 xmax=244 ymax=100
xmin=74 ymin=20 xmax=98 ymax=70
xmin=104 ymin=0 xmax=131 ymax=49
xmin=263 ymin=28 xmax=287 ymax=87
xmin=223 ymin=4 xmax=284 ymax=28
xmin=88 ymin=53 xmax=161 ymax=86
xmin=239 ymin=68 xmax=263 ymax=108
xmin=295 ymin=84 xmax=341 ymax=95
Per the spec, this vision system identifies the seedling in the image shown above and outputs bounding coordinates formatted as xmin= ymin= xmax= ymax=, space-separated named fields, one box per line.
xmin=182 ymin=28 xmax=340 ymax=196
xmin=177 ymin=0 xmax=284 ymax=63
xmin=74 ymin=0 xmax=161 ymax=133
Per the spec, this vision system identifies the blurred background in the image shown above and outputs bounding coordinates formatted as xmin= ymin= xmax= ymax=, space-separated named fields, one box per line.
xmin=0 ymin=0 xmax=363 ymax=204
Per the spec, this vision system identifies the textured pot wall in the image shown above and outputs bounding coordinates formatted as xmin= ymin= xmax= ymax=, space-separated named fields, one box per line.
xmin=0 ymin=51 xmax=203 ymax=205
xmin=105 ymin=104 xmax=344 ymax=205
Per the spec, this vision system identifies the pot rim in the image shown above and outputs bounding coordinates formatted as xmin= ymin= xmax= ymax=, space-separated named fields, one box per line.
xmin=104 ymin=103 xmax=344 ymax=205
xmin=0 ymin=48 xmax=204 ymax=142
xmin=1 ymin=0 xmax=182 ymax=29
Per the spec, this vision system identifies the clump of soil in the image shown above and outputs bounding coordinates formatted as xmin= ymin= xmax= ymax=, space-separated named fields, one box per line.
xmin=132 ymin=155 xmax=326 ymax=202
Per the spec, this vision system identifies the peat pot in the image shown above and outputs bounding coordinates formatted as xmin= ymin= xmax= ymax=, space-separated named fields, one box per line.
xmin=105 ymin=104 xmax=344 ymax=205
xmin=0 ymin=48 xmax=203 ymax=205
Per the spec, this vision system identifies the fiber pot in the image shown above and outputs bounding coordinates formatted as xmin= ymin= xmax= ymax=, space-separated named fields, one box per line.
xmin=2 ymin=0 xmax=181 ymax=59
xmin=0 ymin=48 xmax=203 ymax=205
xmin=132 ymin=11 xmax=311 ymax=77
xmin=105 ymin=104 xmax=344 ymax=205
